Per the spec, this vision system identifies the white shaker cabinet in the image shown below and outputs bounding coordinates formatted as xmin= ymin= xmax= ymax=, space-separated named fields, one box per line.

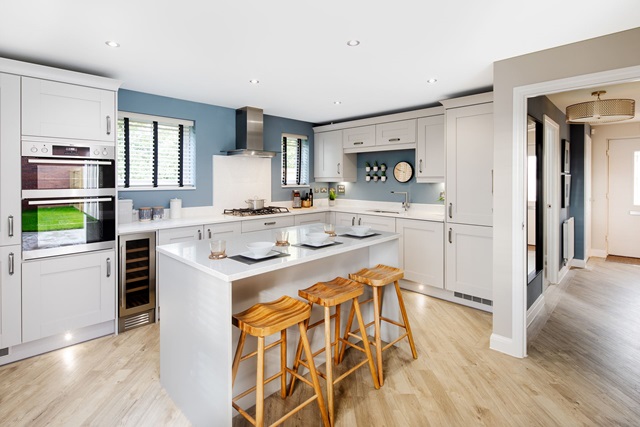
xmin=294 ymin=212 xmax=328 ymax=226
xmin=241 ymin=216 xmax=295 ymax=233
xmin=416 ymin=115 xmax=445 ymax=183
xmin=158 ymin=225 xmax=204 ymax=245
xmin=22 ymin=249 xmax=116 ymax=343
xmin=0 ymin=246 xmax=21 ymax=348
xmin=445 ymin=223 xmax=493 ymax=301
xmin=334 ymin=212 xmax=396 ymax=232
xmin=0 ymin=73 xmax=21 ymax=247
xmin=314 ymin=130 xmax=356 ymax=182
xmin=22 ymin=77 xmax=116 ymax=143
xmin=444 ymin=100 xmax=493 ymax=226
xmin=375 ymin=119 xmax=416 ymax=146
xmin=396 ymin=219 xmax=444 ymax=289
xmin=342 ymin=125 xmax=375 ymax=150
xmin=204 ymin=222 xmax=241 ymax=240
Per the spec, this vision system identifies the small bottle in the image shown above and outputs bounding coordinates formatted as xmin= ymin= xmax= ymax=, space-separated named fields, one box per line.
xmin=309 ymin=190 xmax=313 ymax=207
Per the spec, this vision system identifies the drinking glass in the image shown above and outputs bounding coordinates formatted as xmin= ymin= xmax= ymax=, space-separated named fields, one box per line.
xmin=324 ymin=223 xmax=336 ymax=236
xmin=209 ymin=240 xmax=226 ymax=259
xmin=276 ymin=230 xmax=289 ymax=246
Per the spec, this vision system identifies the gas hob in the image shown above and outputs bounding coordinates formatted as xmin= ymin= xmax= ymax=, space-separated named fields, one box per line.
xmin=223 ymin=206 xmax=290 ymax=217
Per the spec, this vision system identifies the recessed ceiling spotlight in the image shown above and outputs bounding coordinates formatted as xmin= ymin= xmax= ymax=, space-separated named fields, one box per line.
xmin=334 ymin=101 xmax=342 ymax=105
xmin=249 ymin=79 xmax=260 ymax=84
xmin=105 ymin=41 xmax=120 ymax=48
xmin=346 ymin=40 xmax=360 ymax=47
xmin=426 ymin=78 xmax=438 ymax=84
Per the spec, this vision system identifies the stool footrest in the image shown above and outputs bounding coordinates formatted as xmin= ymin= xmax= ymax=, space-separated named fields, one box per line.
xmin=271 ymin=395 xmax=320 ymax=427
xmin=379 ymin=316 xmax=406 ymax=329
xmin=239 ymin=338 xmax=283 ymax=363
xmin=287 ymin=366 xmax=314 ymax=388
xmin=232 ymin=402 xmax=256 ymax=426
xmin=334 ymin=358 xmax=370 ymax=385
xmin=233 ymin=370 xmax=284 ymax=401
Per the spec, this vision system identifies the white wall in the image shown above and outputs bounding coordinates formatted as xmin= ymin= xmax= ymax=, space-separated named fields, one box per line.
xmin=492 ymin=27 xmax=640 ymax=358
xmin=590 ymin=122 xmax=640 ymax=254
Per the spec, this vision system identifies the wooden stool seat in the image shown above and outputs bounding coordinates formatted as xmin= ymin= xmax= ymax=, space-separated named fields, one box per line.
xmin=232 ymin=295 xmax=329 ymax=427
xmin=290 ymin=277 xmax=379 ymax=426
xmin=344 ymin=264 xmax=417 ymax=386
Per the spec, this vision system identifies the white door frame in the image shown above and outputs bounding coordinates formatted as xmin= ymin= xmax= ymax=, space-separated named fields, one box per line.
xmin=543 ymin=115 xmax=560 ymax=287
xmin=510 ymin=65 xmax=640 ymax=357
xmin=584 ymin=134 xmax=593 ymax=262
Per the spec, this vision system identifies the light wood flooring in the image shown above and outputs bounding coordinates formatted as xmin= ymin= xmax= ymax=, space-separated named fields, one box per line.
xmin=1 ymin=257 xmax=639 ymax=426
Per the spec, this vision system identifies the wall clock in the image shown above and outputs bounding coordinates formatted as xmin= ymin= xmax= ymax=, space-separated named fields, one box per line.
xmin=393 ymin=161 xmax=413 ymax=183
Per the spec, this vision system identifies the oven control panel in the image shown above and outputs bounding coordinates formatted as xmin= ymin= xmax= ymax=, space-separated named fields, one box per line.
xmin=22 ymin=141 xmax=115 ymax=159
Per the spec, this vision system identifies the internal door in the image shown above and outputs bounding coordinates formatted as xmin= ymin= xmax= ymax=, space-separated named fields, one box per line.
xmin=608 ymin=137 xmax=640 ymax=258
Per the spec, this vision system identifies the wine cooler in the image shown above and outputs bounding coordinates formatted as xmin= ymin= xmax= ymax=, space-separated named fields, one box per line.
xmin=118 ymin=232 xmax=156 ymax=332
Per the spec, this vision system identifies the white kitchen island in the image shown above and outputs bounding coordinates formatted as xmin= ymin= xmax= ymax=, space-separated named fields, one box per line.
xmin=156 ymin=224 xmax=401 ymax=426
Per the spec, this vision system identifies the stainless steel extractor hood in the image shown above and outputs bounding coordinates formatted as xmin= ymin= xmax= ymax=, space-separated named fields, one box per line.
xmin=224 ymin=106 xmax=277 ymax=158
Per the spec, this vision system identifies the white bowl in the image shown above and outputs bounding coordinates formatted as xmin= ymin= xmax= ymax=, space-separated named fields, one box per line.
xmin=306 ymin=232 xmax=329 ymax=245
xmin=350 ymin=225 xmax=371 ymax=236
xmin=246 ymin=241 xmax=275 ymax=257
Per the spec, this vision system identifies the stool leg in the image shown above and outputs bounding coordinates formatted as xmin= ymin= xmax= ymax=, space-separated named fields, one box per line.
xmin=395 ymin=281 xmax=418 ymax=359
xmin=324 ymin=306 xmax=334 ymax=427
xmin=280 ymin=329 xmax=287 ymax=399
xmin=333 ymin=303 xmax=341 ymax=365
xmin=298 ymin=321 xmax=331 ymax=427
xmin=353 ymin=298 xmax=380 ymax=389
xmin=232 ymin=331 xmax=246 ymax=387
xmin=256 ymin=336 xmax=265 ymax=427
xmin=372 ymin=285 xmax=384 ymax=386
xmin=338 ymin=302 xmax=356 ymax=363
xmin=288 ymin=317 xmax=309 ymax=396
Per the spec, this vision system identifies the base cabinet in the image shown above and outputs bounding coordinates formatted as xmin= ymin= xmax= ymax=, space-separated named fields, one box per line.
xmin=0 ymin=245 xmax=21 ymax=348
xmin=397 ymin=219 xmax=443 ymax=288
xmin=158 ymin=225 xmax=203 ymax=245
xmin=445 ymin=223 xmax=493 ymax=300
xmin=22 ymin=249 xmax=116 ymax=343
xmin=204 ymin=222 xmax=241 ymax=240
xmin=294 ymin=212 xmax=327 ymax=226
xmin=334 ymin=212 xmax=396 ymax=232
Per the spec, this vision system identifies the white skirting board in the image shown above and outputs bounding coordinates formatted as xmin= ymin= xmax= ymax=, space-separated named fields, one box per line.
xmin=526 ymin=294 xmax=545 ymax=327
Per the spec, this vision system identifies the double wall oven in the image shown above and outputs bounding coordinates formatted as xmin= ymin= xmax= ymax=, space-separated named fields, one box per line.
xmin=21 ymin=140 xmax=116 ymax=260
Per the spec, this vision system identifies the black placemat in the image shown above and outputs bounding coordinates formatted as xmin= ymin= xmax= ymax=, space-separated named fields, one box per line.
xmin=292 ymin=241 xmax=343 ymax=250
xmin=229 ymin=252 xmax=291 ymax=265
xmin=338 ymin=232 xmax=381 ymax=239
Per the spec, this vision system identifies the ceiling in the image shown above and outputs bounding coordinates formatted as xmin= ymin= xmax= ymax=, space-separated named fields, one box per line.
xmin=1 ymin=1 xmax=639 ymax=124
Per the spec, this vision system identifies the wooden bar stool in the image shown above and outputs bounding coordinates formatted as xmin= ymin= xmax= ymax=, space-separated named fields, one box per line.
xmin=232 ymin=295 xmax=330 ymax=427
xmin=288 ymin=277 xmax=379 ymax=426
xmin=341 ymin=264 xmax=417 ymax=386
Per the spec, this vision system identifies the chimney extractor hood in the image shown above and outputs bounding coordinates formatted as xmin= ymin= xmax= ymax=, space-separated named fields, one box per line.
xmin=224 ymin=107 xmax=277 ymax=158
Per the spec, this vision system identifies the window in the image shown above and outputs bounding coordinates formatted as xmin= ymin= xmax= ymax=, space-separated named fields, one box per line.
xmin=117 ymin=112 xmax=195 ymax=189
xmin=281 ymin=133 xmax=309 ymax=186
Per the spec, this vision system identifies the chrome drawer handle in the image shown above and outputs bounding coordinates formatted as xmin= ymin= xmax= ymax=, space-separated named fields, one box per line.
xmin=106 ymin=258 xmax=112 ymax=277
xmin=448 ymin=203 xmax=453 ymax=219
xmin=419 ymin=159 xmax=423 ymax=173
xmin=354 ymin=141 xmax=364 ymax=145
xmin=389 ymin=138 xmax=400 ymax=142
xmin=8 ymin=215 xmax=13 ymax=237
xmin=106 ymin=115 xmax=112 ymax=135
xmin=8 ymin=252 xmax=15 ymax=275
xmin=198 ymin=230 xmax=202 ymax=240
xmin=265 ymin=221 xmax=276 ymax=226
xmin=448 ymin=228 xmax=453 ymax=244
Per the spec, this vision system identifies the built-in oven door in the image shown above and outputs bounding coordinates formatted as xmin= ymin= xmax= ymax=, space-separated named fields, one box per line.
xmin=22 ymin=196 xmax=116 ymax=259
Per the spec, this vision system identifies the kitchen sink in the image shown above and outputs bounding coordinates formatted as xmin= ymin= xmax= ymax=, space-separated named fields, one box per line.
xmin=367 ymin=209 xmax=401 ymax=214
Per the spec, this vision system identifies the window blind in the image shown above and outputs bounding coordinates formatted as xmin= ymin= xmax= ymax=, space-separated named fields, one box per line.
xmin=281 ymin=134 xmax=309 ymax=186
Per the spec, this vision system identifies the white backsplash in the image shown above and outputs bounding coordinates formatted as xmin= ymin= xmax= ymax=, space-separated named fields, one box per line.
xmin=212 ymin=155 xmax=272 ymax=209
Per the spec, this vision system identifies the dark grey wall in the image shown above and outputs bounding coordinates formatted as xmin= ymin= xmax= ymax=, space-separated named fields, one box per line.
xmin=569 ymin=124 xmax=590 ymax=260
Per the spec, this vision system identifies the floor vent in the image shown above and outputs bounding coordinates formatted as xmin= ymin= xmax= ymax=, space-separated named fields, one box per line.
xmin=119 ymin=309 xmax=155 ymax=332
xmin=454 ymin=292 xmax=493 ymax=306
xmin=0 ymin=347 xmax=8 ymax=357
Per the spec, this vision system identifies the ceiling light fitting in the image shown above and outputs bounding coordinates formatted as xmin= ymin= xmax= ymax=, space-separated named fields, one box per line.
xmin=565 ymin=91 xmax=635 ymax=124
xmin=333 ymin=101 xmax=342 ymax=105
xmin=426 ymin=78 xmax=437 ymax=84
xmin=249 ymin=79 xmax=259 ymax=84
xmin=105 ymin=41 xmax=120 ymax=48
xmin=346 ymin=40 xmax=360 ymax=47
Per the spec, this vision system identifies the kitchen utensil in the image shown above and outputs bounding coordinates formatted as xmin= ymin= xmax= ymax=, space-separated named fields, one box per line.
xmin=139 ymin=207 xmax=152 ymax=222
xmin=275 ymin=230 xmax=289 ymax=246
xmin=306 ymin=232 xmax=329 ymax=245
xmin=246 ymin=241 xmax=275 ymax=257
xmin=350 ymin=225 xmax=371 ymax=236
xmin=245 ymin=196 xmax=265 ymax=210
xmin=209 ymin=240 xmax=227 ymax=259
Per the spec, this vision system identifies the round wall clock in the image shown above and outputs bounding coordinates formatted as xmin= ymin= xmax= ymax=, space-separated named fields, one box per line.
xmin=393 ymin=161 xmax=413 ymax=183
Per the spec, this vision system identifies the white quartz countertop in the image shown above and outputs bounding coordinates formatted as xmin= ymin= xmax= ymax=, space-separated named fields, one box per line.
xmin=156 ymin=224 xmax=399 ymax=282
xmin=119 ymin=202 xmax=444 ymax=235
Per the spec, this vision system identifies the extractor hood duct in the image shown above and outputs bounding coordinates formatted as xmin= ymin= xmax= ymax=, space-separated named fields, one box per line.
xmin=225 ymin=107 xmax=277 ymax=158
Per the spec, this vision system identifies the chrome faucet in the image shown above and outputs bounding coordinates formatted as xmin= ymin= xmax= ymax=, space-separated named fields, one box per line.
xmin=391 ymin=191 xmax=410 ymax=211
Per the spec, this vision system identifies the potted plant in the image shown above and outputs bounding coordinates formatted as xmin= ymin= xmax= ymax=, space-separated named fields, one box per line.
xmin=380 ymin=163 xmax=387 ymax=172
xmin=365 ymin=162 xmax=371 ymax=172
xmin=365 ymin=173 xmax=371 ymax=182
xmin=373 ymin=173 xmax=379 ymax=182
xmin=373 ymin=161 xmax=379 ymax=172
xmin=380 ymin=171 xmax=387 ymax=182
xmin=329 ymin=188 xmax=336 ymax=206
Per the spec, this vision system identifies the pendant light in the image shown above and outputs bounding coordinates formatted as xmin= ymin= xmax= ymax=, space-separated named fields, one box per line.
xmin=566 ymin=91 xmax=635 ymax=124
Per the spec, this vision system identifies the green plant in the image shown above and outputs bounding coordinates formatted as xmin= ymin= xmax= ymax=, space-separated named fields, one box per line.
xmin=329 ymin=188 xmax=336 ymax=200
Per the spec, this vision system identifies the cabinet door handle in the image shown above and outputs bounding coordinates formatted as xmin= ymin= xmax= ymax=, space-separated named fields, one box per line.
xmin=448 ymin=228 xmax=453 ymax=244
xmin=106 ymin=115 xmax=112 ymax=135
xmin=354 ymin=141 xmax=364 ymax=145
xmin=208 ymin=229 xmax=212 ymax=239
xmin=264 ymin=221 xmax=276 ymax=226
xmin=8 ymin=252 xmax=15 ymax=275
xmin=197 ymin=229 xmax=202 ymax=240
xmin=419 ymin=159 xmax=423 ymax=174
xmin=389 ymin=138 xmax=400 ymax=142
xmin=337 ymin=162 xmax=341 ymax=175
xmin=358 ymin=217 xmax=362 ymax=225
xmin=448 ymin=203 xmax=453 ymax=219
xmin=491 ymin=169 xmax=494 ymax=195
xmin=106 ymin=257 xmax=112 ymax=277
xmin=351 ymin=217 xmax=355 ymax=226
xmin=8 ymin=215 xmax=14 ymax=237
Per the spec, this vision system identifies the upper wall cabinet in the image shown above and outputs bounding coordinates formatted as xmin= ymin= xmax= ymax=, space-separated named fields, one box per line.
xmin=342 ymin=125 xmax=375 ymax=149
xmin=375 ymin=119 xmax=416 ymax=146
xmin=314 ymin=130 xmax=356 ymax=182
xmin=415 ymin=115 xmax=445 ymax=183
xmin=22 ymin=77 xmax=116 ymax=143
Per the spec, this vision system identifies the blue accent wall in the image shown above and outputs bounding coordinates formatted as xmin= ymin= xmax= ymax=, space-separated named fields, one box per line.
xmin=569 ymin=124 xmax=589 ymax=260
xmin=337 ymin=150 xmax=444 ymax=204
